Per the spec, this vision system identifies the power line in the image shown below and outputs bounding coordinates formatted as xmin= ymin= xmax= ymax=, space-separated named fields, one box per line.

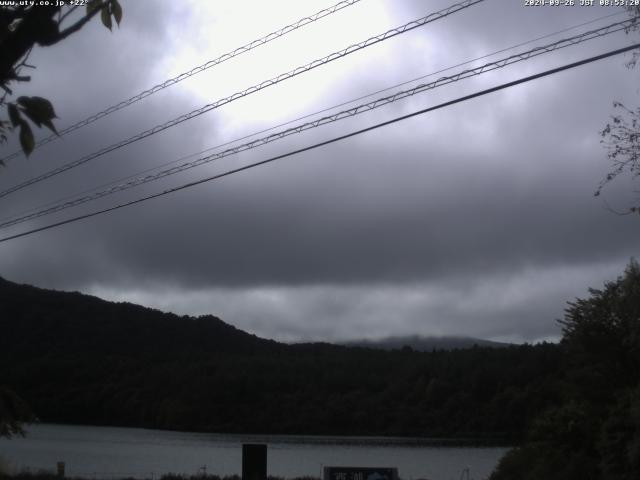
xmin=0 ymin=0 xmax=364 ymax=164
xmin=1 ymin=42 xmax=638 ymax=245
xmin=1 ymin=10 xmax=624 ymax=226
xmin=0 ymin=16 xmax=633 ymax=230
xmin=0 ymin=0 xmax=485 ymax=200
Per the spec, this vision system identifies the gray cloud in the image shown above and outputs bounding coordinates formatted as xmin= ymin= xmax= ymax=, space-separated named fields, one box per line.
xmin=0 ymin=0 xmax=639 ymax=342
xmin=86 ymin=256 xmax=627 ymax=343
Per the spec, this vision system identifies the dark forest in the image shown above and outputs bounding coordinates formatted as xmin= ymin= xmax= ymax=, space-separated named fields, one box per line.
xmin=0 ymin=276 xmax=560 ymax=440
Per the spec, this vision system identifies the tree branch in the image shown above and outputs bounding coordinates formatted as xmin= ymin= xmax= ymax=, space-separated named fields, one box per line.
xmin=0 ymin=6 xmax=59 ymax=83
xmin=54 ymin=2 xmax=106 ymax=43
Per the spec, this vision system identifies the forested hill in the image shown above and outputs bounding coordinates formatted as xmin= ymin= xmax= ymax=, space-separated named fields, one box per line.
xmin=0 ymin=276 xmax=278 ymax=356
xmin=0 ymin=276 xmax=562 ymax=440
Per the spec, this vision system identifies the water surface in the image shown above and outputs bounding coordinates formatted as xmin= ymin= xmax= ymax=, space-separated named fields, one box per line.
xmin=0 ymin=424 xmax=508 ymax=480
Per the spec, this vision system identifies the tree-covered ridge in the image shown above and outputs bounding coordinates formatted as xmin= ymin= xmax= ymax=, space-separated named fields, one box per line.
xmin=0 ymin=276 xmax=561 ymax=440
xmin=0 ymin=276 xmax=277 ymax=356
xmin=491 ymin=260 xmax=640 ymax=480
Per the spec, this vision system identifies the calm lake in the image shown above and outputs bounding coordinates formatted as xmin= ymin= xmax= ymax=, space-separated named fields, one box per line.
xmin=0 ymin=424 xmax=509 ymax=480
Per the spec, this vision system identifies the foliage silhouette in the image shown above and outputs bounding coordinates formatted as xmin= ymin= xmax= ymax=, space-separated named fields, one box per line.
xmin=491 ymin=260 xmax=640 ymax=480
xmin=0 ymin=1 xmax=122 ymax=159
xmin=598 ymin=7 xmax=640 ymax=212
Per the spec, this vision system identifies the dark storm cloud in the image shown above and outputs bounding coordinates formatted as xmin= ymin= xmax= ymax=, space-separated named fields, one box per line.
xmin=5 ymin=129 xmax=637 ymax=290
xmin=0 ymin=0 xmax=639 ymax=342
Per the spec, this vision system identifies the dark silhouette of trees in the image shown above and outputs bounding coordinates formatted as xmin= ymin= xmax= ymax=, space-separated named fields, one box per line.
xmin=491 ymin=259 xmax=640 ymax=480
xmin=0 ymin=1 xmax=123 ymax=437
xmin=0 ymin=1 xmax=122 ymax=158
xmin=597 ymin=7 xmax=640 ymax=213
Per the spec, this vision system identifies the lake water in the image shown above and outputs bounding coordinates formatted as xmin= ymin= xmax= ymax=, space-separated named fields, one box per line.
xmin=0 ymin=424 xmax=508 ymax=480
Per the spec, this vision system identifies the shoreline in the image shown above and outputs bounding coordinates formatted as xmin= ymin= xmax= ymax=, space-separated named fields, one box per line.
xmin=16 ymin=423 xmax=515 ymax=448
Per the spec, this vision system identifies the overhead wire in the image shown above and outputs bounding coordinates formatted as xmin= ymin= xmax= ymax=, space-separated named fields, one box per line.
xmin=0 ymin=16 xmax=635 ymax=230
xmin=0 ymin=10 xmax=623 ymax=228
xmin=0 ymin=0 xmax=364 ymax=164
xmin=14 ymin=7 xmax=624 ymax=219
xmin=1 ymin=42 xmax=638 ymax=244
xmin=0 ymin=0 xmax=485 ymax=199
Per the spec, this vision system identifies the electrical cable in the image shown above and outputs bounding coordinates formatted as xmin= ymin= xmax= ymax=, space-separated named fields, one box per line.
xmin=1 ymin=42 xmax=637 ymax=244
xmin=0 ymin=16 xmax=634 ymax=229
xmin=0 ymin=0 xmax=485 ymax=199
xmin=5 ymin=6 xmax=622 ymax=215
xmin=0 ymin=0 xmax=364 ymax=164
xmin=1 ymin=8 xmax=622 ymax=226
xmin=30 ymin=8 xmax=626 ymax=212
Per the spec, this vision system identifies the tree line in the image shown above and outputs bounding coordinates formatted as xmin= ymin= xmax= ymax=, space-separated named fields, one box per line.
xmin=491 ymin=260 xmax=640 ymax=480
xmin=0 ymin=276 xmax=561 ymax=441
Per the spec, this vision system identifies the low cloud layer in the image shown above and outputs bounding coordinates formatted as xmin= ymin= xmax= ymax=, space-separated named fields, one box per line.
xmin=1 ymin=0 xmax=639 ymax=342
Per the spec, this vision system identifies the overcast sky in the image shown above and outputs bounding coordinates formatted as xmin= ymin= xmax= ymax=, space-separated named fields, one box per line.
xmin=0 ymin=0 xmax=639 ymax=343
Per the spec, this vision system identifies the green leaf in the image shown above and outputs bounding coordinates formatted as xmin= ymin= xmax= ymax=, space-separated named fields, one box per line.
xmin=17 ymin=96 xmax=57 ymax=133
xmin=86 ymin=0 xmax=102 ymax=15
xmin=31 ymin=96 xmax=57 ymax=119
xmin=18 ymin=120 xmax=34 ymax=157
xmin=101 ymin=5 xmax=112 ymax=30
xmin=7 ymin=103 xmax=20 ymax=128
xmin=111 ymin=0 xmax=123 ymax=26
xmin=19 ymin=108 xmax=41 ymax=128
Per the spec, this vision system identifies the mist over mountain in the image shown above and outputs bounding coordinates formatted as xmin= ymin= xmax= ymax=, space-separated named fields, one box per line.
xmin=341 ymin=335 xmax=513 ymax=352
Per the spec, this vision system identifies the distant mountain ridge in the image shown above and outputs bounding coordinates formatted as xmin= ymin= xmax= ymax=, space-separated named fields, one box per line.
xmin=0 ymin=276 xmax=508 ymax=351
xmin=342 ymin=335 xmax=512 ymax=351
xmin=0 ymin=275 xmax=561 ymax=439
xmin=0 ymin=275 xmax=280 ymax=356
